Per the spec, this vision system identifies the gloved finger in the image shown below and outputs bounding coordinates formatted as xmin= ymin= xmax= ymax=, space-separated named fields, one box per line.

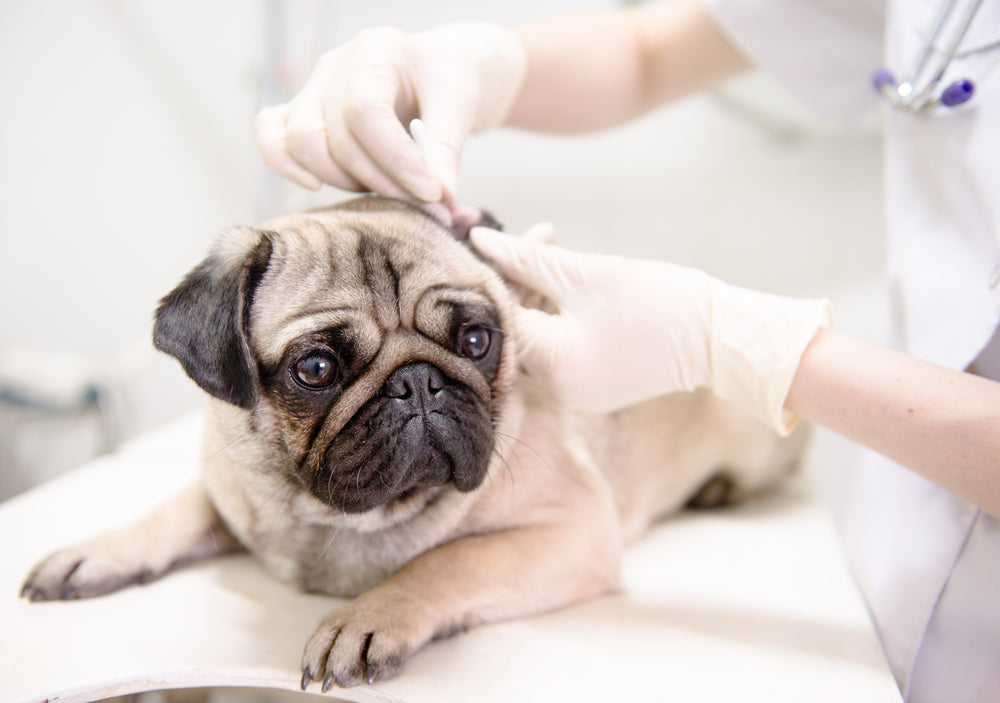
xmin=417 ymin=75 xmax=477 ymax=203
xmin=341 ymin=68 xmax=442 ymax=202
xmin=283 ymin=106 xmax=368 ymax=192
xmin=469 ymin=226 xmax=585 ymax=303
xmin=268 ymin=49 xmax=368 ymax=191
xmin=324 ymin=114 xmax=420 ymax=200
xmin=417 ymin=118 xmax=461 ymax=204
xmin=509 ymin=305 xmax=570 ymax=379
xmin=519 ymin=222 xmax=557 ymax=245
xmin=254 ymin=104 xmax=324 ymax=190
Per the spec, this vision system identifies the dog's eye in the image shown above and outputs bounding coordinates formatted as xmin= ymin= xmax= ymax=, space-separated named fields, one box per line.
xmin=458 ymin=325 xmax=491 ymax=360
xmin=292 ymin=351 xmax=341 ymax=389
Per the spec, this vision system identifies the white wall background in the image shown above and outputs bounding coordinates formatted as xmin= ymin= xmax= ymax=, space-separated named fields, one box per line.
xmin=0 ymin=0 xmax=886 ymax=505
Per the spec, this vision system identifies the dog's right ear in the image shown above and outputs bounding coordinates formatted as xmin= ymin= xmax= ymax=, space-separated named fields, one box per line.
xmin=153 ymin=227 xmax=273 ymax=409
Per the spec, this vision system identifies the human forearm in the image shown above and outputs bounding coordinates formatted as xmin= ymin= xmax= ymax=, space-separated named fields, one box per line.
xmin=506 ymin=0 xmax=752 ymax=133
xmin=785 ymin=328 xmax=1000 ymax=516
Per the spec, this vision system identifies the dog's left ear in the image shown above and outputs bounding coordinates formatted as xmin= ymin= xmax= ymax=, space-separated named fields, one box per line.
xmin=448 ymin=204 xmax=502 ymax=241
xmin=153 ymin=227 xmax=273 ymax=409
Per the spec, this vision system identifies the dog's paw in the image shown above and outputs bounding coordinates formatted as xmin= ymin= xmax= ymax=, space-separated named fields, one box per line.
xmin=300 ymin=594 xmax=437 ymax=691
xmin=21 ymin=532 xmax=170 ymax=601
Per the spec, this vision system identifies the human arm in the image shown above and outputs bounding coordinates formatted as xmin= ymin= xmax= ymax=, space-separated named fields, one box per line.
xmin=786 ymin=328 xmax=1000 ymax=516
xmin=470 ymin=226 xmax=1000 ymax=517
xmin=508 ymin=0 xmax=751 ymax=132
xmin=254 ymin=0 xmax=751 ymax=200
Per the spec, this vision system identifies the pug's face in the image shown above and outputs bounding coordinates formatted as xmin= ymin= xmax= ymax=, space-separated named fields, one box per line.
xmin=154 ymin=197 xmax=516 ymax=514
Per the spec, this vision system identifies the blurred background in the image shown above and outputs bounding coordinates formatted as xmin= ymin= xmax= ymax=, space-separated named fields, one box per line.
xmin=0 ymin=0 xmax=886 ymax=517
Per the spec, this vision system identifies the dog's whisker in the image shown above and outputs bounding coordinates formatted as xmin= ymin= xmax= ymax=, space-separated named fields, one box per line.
xmin=327 ymin=467 xmax=337 ymax=506
xmin=317 ymin=516 xmax=344 ymax=560
xmin=488 ymin=433 xmax=522 ymax=508
xmin=493 ymin=430 xmax=553 ymax=474
xmin=373 ymin=465 xmax=393 ymax=489
xmin=200 ymin=425 xmax=255 ymax=462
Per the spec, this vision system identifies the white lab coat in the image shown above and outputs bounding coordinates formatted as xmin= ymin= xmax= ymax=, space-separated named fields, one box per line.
xmin=702 ymin=0 xmax=1000 ymax=701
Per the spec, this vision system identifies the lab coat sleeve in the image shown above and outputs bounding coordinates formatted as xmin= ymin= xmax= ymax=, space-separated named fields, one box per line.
xmin=701 ymin=0 xmax=885 ymax=125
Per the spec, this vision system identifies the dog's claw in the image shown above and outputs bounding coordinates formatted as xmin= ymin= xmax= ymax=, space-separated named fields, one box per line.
xmin=300 ymin=668 xmax=312 ymax=691
xmin=322 ymin=672 xmax=336 ymax=693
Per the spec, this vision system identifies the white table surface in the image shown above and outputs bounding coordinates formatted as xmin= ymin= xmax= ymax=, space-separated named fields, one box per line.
xmin=0 ymin=412 xmax=901 ymax=703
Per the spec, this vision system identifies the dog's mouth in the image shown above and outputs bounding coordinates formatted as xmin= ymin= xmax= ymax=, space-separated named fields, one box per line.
xmin=390 ymin=484 xmax=447 ymax=512
xmin=395 ymin=485 xmax=422 ymax=503
xmin=305 ymin=362 xmax=495 ymax=514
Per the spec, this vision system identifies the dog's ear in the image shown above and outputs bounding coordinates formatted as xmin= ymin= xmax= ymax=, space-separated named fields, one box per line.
xmin=153 ymin=227 xmax=273 ymax=409
xmin=448 ymin=204 xmax=503 ymax=241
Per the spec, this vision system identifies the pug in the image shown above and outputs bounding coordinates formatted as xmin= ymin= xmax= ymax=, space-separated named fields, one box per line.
xmin=21 ymin=196 xmax=806 ymax=692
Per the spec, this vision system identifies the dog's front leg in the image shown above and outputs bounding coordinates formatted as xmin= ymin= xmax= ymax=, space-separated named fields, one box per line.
xmin=21 ymin=482 xmax=240 ymax=601
xmin=301 ymin=522 xmax=620 ymax=690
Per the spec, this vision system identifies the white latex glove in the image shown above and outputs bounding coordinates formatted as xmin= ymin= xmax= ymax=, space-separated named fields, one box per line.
xmin=254 ymin=23 xmax=527 ymax=202
xmin=470 ymin=226 xmax=833 ymax=435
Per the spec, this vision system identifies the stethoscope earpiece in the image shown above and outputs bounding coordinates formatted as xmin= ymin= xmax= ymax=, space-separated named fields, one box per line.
xmin=940 ymin=79 xmax=975 ymax=107
xmin=872 ymin=68 xmax=896 ymax=93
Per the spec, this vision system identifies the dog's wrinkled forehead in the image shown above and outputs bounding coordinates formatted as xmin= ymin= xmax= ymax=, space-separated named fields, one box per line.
xmin=248 ymin=208 xmax=506 ymax=366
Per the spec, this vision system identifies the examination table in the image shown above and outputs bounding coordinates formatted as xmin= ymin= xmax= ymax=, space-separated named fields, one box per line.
xmin=1 ymin=412 xmax=901 ymax=702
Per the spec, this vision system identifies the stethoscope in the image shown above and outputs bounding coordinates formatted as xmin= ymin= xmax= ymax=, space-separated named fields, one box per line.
xmin=873 ymin=0 xmax=986 ymax=112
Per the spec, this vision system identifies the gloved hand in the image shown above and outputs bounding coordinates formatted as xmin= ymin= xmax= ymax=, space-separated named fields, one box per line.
xmin=254 ymin=22 xmax=527 ymax=202
xmin=470 ymin=226 xmax=832 ymax=435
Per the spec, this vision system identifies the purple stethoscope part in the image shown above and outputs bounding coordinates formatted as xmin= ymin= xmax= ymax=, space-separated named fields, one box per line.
xmin=873 ymin=69 xmax=976 ymax=109
xmin=872 ymin=0 xmax=984 ymax=112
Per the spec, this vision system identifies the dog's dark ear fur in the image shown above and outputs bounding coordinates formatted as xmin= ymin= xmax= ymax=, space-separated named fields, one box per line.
xmin=153 ymin=227 xmax=273 ymax=409
xmin=448 ymin=207 xmax=503 ymax=241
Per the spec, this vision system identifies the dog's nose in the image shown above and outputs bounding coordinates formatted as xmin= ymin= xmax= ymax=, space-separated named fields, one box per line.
xmin=385 ymin=362 xmax=446 ymax=404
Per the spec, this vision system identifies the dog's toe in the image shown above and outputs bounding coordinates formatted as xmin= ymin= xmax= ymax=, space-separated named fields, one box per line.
xmin=302 ymin=599 xmax=424 ymax=690
xmin=21 ymin=550 xmax=88 ymax=601
xmin=21 ymin=539 xmax=168 ymax=602
xmin=21 ymin=555 xmax=77 ymax=601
